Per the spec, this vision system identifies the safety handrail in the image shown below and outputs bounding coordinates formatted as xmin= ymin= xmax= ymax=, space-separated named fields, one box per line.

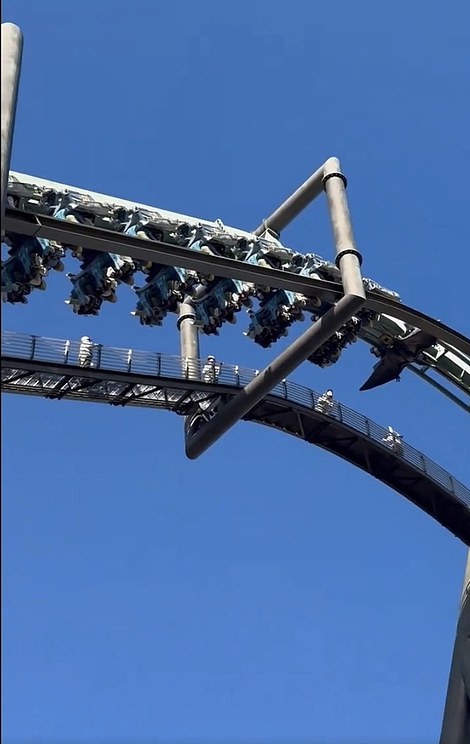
xmin=2 ymin=329 xmax=469 ymax=508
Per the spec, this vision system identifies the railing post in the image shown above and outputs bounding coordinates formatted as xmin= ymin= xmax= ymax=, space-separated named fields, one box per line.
xmin=420 ymin=454 xmax=427 ymax=474
xmin=30 ymin=335 xmax=36 ymax=360
xmin=95 ymin=343 xmax=102 ymax=369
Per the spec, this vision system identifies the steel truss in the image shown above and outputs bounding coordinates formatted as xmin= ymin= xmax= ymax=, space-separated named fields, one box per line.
xmin=2 ymin=331 xmax=469 ymax=545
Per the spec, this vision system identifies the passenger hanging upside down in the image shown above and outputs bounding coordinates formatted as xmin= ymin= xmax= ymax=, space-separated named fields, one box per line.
xmin=202 ymin=355 xmax=221 ymax=383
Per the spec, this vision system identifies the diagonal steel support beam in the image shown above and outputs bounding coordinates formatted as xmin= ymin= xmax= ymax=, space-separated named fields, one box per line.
xmin=185 ymin=293 xmax=364 ymax=458
xmin=186 ymin=158 xmax=366 ymax=459
xmin=253 ymin=163 xmax=326 ymax=237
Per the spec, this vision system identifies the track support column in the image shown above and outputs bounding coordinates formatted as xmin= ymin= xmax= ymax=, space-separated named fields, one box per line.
xmin=439 ymin=552 xmax=470 ymax=744
xmin=1 ymin=23 xmax=23 ymax=224
xmin=323 ymin=157 xmax=364 ymax=297
xmin=177 ymin=299 xmax=200 ymax=380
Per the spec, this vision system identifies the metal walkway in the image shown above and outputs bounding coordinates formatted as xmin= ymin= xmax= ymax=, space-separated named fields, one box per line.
xmin=2 ymin=330 xmax=470 ymax=545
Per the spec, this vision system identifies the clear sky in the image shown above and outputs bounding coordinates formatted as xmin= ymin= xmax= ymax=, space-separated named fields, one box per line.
xmin=2 ymin=1 xmax=469 ymax=743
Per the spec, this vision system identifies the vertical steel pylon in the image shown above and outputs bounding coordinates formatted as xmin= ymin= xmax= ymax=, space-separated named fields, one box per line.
xmin=1 ymin=22 xmax=23 ymax=224
xmin=439 ymin=552 xmax=470 ymax=744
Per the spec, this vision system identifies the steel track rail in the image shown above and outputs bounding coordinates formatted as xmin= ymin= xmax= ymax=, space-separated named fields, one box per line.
xmin=4 ymin=207 xmax=469 ymax=357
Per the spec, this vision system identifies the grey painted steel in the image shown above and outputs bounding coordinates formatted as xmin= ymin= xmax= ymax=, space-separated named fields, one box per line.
xmin=2 ymin=331 xmax=469 ymax=544
xmin=461 ymin=552 xmax=470 ymax=608
xmin=1 ymin=24 xmax=23 ymax=222
xmin=439 ymin=555 xmax=470 ymax=744
xmin=323 ymin=157 xmax=363 ymax=297
xmin=178 ymin=300 xmax=199 ymax=381
xmin=408 ymin=365 xmax=470 ymax=413
xmin=5 ymin=207 xmax=469 ymax=357
xmin=252 ymin=163 xmax=325 ymax=237
xmin=252 ymin=161 xmax=470 ymax=402
xmin=186 ymin=159 xmax=366 ymax=459
xmin=185 ymin=293 xmax=365 ymax=459
xmin=2 ymin=207 xmax=340 ymax=299
xmin=0 ymin=23 xmax=465 ymax=733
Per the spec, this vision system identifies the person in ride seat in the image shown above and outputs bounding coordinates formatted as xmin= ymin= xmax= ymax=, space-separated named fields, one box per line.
xmin=202 ymin=355 xmax=220 ymax=383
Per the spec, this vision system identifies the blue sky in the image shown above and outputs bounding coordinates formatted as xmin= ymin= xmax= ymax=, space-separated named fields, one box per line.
xmin=2 ymin=1 xmax=469 ymax=742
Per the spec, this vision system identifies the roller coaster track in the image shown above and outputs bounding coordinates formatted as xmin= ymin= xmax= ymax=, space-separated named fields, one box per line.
xmin=3 ymin=173 xmax=469 ymax=409
xmin=2 ymin=330 xmax=469 ymax=545
xmin=1 ymin=29 xmax=468 ymax=742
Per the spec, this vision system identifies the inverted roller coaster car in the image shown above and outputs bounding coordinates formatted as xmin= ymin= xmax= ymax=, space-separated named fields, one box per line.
xmin=1 ymin=234 xmax=65 ymax=303
xmin=132 ymin=266 xmax=194 ymax=326
xmin=307 ymin=315 xmax=371 ymax=368
xmin=245 ymin=233 xmax=298 ymax=274
xmin=65 ymin=252 xmax=135 ymax=315
xmin=123 ymin=209 xmax=193 ymax=246
xmin=7 ymin=175 xmax=58 ymax=215
xmin=53 ymin=191 xmax=129 ymax=230
xmin=244 ymin=289 xmax=307 ymax=347
xmin=194 ymin=278 xmax=254 ymax=335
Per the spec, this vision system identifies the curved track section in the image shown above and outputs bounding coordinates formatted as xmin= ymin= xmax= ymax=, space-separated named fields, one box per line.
xmin=2 ymin=331 xmax=469 ymax=545
xmin=3 ymin=173 xmax=469 ymax=407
